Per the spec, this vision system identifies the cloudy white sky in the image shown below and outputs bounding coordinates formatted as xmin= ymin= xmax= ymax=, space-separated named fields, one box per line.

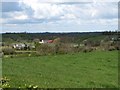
xmin=0 ymin=0 xmax=118 ymax=33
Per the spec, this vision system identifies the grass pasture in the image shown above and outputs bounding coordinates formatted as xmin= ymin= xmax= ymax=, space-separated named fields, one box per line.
xmin=2 ymin=51 xmax=118 ymax=88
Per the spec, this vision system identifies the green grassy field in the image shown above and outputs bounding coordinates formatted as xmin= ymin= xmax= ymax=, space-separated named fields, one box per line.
xmin=2 ymin=51 xmax=118 ymax=88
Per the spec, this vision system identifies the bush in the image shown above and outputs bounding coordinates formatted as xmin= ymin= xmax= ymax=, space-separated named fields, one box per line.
xmin=2 ymin=47 xmax=15 ymax=55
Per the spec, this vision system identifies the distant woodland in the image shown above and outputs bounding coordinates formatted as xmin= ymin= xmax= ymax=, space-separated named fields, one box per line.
xmin=1 ymin=31 xmax=119 ymax=44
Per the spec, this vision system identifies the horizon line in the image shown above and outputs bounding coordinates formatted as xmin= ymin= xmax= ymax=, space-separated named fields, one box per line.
xmin=1 ymin=30 xmax=118 ymax=34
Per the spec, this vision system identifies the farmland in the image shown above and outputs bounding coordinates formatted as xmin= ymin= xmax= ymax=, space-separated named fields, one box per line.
xmin=2 ymin=50 xmax=118 ymax=88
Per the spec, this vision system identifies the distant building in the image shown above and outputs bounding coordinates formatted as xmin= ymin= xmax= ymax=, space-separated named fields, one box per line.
xmin=12 ymin=43 xmax=35 ymax=50
xmin=39 ymin=40 xmax=53 ymax=44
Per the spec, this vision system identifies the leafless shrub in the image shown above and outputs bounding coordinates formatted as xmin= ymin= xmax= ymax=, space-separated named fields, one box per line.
xmin=82 ymin=46 xmax=93 ymax=53
xmin=58 ymin=43 xmax=74 ymax=54
xmin=108 ymin=46 xmax=116 ymax=51
xmin=36 ymin=44 xmax=56 ymax=55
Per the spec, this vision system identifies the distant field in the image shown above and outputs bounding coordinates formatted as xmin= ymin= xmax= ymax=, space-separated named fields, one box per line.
xmin=2 ymin=51 xmax=118 ymax=88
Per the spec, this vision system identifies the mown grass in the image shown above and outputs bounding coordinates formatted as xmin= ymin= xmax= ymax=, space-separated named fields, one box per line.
xmin=2 ymin=51 xmax=118 ymax=88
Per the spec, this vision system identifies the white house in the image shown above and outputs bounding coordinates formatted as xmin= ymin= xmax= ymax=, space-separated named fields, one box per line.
xmin=39 ymin=40 xmax=45 ymax=44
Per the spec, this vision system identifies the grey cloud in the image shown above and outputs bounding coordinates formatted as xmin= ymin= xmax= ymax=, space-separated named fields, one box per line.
xmin=2 ymin=2 xmax=23 ymax=12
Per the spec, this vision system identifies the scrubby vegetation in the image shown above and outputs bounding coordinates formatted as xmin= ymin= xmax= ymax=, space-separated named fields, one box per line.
xmin=1 ymin=32 xmax=118 ymax=56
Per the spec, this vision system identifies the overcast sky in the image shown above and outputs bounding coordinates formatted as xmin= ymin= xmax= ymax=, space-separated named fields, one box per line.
xmin=0 ymin=0 xmax=118 ymax=33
